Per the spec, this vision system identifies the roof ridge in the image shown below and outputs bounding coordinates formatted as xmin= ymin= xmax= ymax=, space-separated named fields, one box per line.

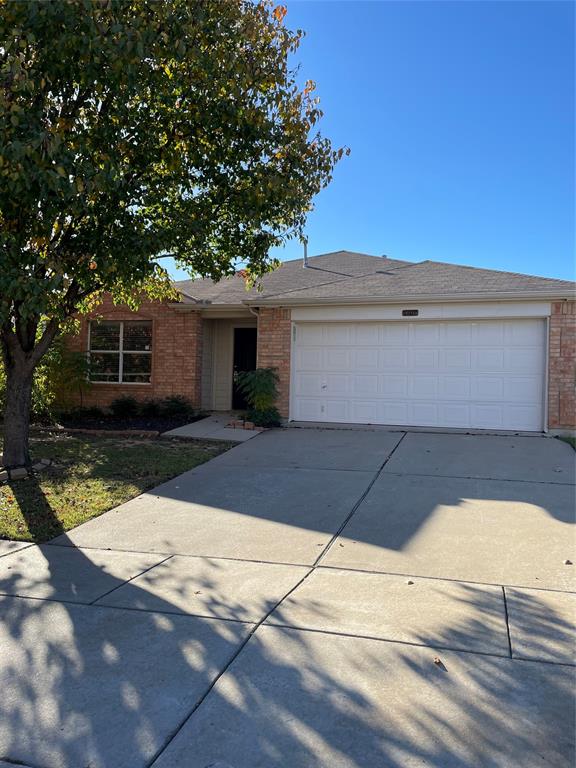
xmin=422 ymin=259 xmax=575 ymax=285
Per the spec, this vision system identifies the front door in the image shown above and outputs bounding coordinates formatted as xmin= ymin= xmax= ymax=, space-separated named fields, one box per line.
xmin=232 ymin=327 xmax=257 ymax=409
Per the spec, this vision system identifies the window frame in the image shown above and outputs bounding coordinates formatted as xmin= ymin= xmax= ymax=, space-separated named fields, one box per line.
xmin=87 ymin=320 xmax=153 ymax=385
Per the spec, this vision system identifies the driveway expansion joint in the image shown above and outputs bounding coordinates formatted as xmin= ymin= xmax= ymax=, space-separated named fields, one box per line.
xmin=313 ymin=432 xmax=408 ymax=567
xmin=501 ymin=586 xmax=514 ymax=658
xmin=88 ymin=554 xmax=175 ymax=606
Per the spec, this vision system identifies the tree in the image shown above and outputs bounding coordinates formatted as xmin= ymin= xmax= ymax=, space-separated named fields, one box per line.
xmin=0 ymin=0 xmax=346 ymax=468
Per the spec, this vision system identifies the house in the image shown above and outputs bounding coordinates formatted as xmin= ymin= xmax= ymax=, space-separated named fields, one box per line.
xmin=67 ymin=251 xmax=576 ymax=433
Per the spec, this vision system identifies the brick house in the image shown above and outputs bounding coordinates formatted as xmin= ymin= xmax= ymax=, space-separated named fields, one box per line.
xmin=68 ymin=251 xmax=576 ymax=433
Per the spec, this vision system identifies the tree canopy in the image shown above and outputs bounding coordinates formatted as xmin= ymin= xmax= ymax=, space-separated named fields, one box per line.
xmin=0 ymin=0 xmax=346 ymax=467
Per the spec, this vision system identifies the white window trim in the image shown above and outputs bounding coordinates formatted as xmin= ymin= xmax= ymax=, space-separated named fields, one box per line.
xmin=88 ymin=320 xmax=152 ymax=385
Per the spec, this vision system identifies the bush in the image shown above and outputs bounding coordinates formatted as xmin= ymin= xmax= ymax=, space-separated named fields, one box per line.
xmin=159 ymin=395 xmax=194 ymax=417
xmin=247 ymin=407 xmax=281 ymax=427
xmin=235 ymin=368 xmax=281 ymax=427
xmin=0 ymin=336 xmax=91 ymax=424
xmin=59 ymin=405 xmax=106 ymax=422
xmin=109 ymin=395 xmax=139 ymax=418
xmin=139 ymin=399 xmax=162 ymax=417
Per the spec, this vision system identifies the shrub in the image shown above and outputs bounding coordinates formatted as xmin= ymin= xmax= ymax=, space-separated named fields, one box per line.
xmin=48 ymin=340 xmax=92 ymax=412
xmin=0 ymin=336 xmax=91 ymax=424
xmin=109 ymin=395 xmax=139 ymax=418
xmin=139 ymin=399 xmax=162 ymax=417
xmin=247 ymin=407 xmax=281 ymax=427
xmin=159 ymin=395 xmax=194 ymax=417
xmin=58 ymin=406 xmax=104 ymax=423
xmin=235 ymin=368 xmax=281 ymax=427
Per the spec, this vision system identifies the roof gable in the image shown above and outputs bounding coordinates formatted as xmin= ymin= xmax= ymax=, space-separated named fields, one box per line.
xmin=173 ymin=251 xmax=575 ymax=305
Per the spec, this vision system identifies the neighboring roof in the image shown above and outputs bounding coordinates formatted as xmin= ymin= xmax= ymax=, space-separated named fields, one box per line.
xmin=173 ymin=250 xmax=575 ymax=306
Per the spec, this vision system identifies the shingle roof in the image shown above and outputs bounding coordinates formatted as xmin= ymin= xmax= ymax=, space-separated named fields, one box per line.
xmin=173 ymin=251 xmax=575 ymax=305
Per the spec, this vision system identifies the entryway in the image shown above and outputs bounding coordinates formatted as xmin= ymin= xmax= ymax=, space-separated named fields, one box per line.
xmin=232 ymin=327 xmax=257 ymax=409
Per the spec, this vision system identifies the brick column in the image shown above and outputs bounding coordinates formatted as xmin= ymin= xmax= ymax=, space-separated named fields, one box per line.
xmin=256 ymin=307 xmax=292 ymax=418
xmin=548 ymin=301 xmax=576 ymax=430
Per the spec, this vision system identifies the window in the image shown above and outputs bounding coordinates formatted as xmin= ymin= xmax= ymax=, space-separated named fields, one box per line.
xmin=88 ymin=321 xmax=152 ymax=383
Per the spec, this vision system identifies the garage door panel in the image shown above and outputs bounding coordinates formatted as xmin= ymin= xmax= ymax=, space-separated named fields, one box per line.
xmin=472 ymin=349 xmax=505 ymax=371
xmin=292 ymin=320 xmax=545 ymax=430
xmin=472 ymin=404 xmax=505 ymax=428
xmin=503 ymin=377 xmax=542 ymax=402
xmin=325 ymin=325 xmax=351 ymax=345
xmin=325 ymin=374 xmax=350 ymax=396
xmin=473 ymin=322 xmax=505 ymax=345
xmin=354 ymin=374 xmax=379 ymax=395
xmin=441 ymin=376 xmax=471 ymax=398
xmin=507 ymin=320 xmax=544 ymax=345
xmin=380 ymin=348 xmax=408 ymax=369
xmin=503 ymin=406 xmax=542 ymax=431
xmin=299 ymin=325 xmax=324 ymax=345
xmin=505 ymin=348 xmax=541 ymax=372
xmin=410 ymin=349 xmax=438 ymax=369
xmin=350 ymin=401 xmax=381 ymax=423
xmin=296 ymin=347 xmax=323 ymax=370
xmin=354 ymin=348 xmax=380 ymax=370
xmin=382 ymin=325 xmax=409 ymax=345
xmin=295 ymin=373 xmax=323 ymax=396
xmin=473 ymin=377 xmax=505 ymax=400
xmin=444 ymin=349 xmax=472 ymax=369
xmin=444 ymin=323 xmax=473 ymax=345
xmin=411 ymin=376 xmax=439 ymax=398
xmin=325 ymin=400 xmax=349 ymax=421
xmin=354 ymin=324 xmax=380 ymax=345
xmin=382 ymin=375 xmax=408 ymax=397
xmin=411 ymin=403 xmax=440 ymax=425
xmin=325 ymin=348 xmax=351 ymax=370
xmin=412 ymin=323 xmax=441 ymax=344
xmin=294 ymin=398 xmax=324 ymax=420
xmin=439 ymin=403 xmax=471 ymax=427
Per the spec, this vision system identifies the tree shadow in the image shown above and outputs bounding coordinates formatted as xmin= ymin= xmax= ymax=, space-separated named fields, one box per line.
xmin=0 ymin=492 xmax=574 ymax=767
xmin=0 ymin=437 xmax=574 ymax=768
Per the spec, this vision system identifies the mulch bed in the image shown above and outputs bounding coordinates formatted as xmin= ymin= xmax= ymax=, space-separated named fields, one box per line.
xmin=56 ymin=413 xmax=205 ymax=434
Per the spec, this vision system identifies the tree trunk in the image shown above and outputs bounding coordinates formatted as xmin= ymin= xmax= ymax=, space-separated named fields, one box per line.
xmin=2 ymin=358 xmax=34 ymax=469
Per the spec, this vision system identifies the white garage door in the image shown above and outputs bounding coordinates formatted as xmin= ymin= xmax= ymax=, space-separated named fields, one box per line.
xmin=292 ymin=319 xmax=546 ymax=431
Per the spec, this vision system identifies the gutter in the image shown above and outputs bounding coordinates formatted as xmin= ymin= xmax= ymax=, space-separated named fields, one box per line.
xmin=242 ymin=290 xmax=574 ymax=307
xmin=167 ymin=290 xmax=574 ymax=311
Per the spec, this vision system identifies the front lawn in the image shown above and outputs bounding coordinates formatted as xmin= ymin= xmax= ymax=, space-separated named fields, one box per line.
xmin=0 ymin=432 xmax=232 ymax=543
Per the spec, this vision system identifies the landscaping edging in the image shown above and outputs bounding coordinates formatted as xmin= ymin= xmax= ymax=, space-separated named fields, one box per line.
xmin=0 ymin=458 xmax=52 ymax=483
xmin=63 ymin=427 xmax=161 ymax=438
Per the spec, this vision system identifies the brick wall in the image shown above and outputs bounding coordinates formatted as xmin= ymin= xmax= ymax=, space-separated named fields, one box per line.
xmin=548 ymin=301 xmax=576 ymax=431
xmin=256 ymin=307 xmax=292 ymax=418
xmin=66 ymin=294 xmax=203 ymax=409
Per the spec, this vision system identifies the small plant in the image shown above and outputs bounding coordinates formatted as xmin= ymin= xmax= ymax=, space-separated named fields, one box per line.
xmin=139 ymin=399 xmax=162 ymax=417
xmin=49 ymin=340 xmax=92 ymax=411
xmin=159 ymin=395 xmax=194 ymax=417
xmin=235 ymin=368 xmax=281 ymax=427
xmin=58 ymin=406 xmax=105 ymax=425
xmin=109 ymin=395 xmax=139 ymax=418
xmin=246 ymin=407 xmax=281 ymax=428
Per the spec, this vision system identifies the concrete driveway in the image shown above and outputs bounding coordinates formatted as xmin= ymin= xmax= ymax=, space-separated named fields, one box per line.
xmin=0 ymin=428 xmax=574 ymax=768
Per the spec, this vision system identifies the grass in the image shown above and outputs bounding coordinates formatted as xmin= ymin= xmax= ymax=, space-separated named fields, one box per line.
xmin=560 ymin=436 xmax=576 ymax=450
xmin=0 ymin=432 xmax=233 ymax=543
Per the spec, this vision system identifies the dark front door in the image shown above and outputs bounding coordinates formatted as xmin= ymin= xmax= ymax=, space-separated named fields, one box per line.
xmin=232 ymin=327 xmax=257 ymax=409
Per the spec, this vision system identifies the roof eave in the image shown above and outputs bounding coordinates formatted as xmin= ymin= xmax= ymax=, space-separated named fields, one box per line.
xmin=244 ymin=290 xmax=574 ymax=307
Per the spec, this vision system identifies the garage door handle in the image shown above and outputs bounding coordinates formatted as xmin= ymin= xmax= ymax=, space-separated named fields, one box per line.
xmin=321 ymin=384 xmax=327 ymax=390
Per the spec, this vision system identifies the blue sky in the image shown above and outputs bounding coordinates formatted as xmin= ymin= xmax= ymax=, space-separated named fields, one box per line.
xmin=168 ymin=0 xmax=574 ymax=282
